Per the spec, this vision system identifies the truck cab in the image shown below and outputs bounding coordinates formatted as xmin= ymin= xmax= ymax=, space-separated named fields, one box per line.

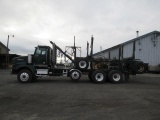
xmin=11 ymin=44 xmax=75 ymax=83
xmin=33 ymin=46 xmax=52 ymax=67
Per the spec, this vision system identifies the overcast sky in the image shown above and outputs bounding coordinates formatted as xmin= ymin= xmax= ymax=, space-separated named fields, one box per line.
xmin=0 ymin=0 xmax=160 ymax=56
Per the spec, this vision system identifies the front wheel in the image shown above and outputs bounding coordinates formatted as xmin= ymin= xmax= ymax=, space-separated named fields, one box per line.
xmin=17 ymin=69 xmax=33 ymax=83
xmin=108 ymin=70 xmax=123 ymax=84
xmin=91 ymin=70 xmax=106 ymax=84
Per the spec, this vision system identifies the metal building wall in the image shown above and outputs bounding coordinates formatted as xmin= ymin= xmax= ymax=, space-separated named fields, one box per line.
xmin=93 ymin=31 xmax=160 ymax=71
xmin=110 ymin=48 xmax=120 ymax=59
xmin=122 ymin=42 xmax=133 ymax=59
xmin=93 ymin=54 xmax=100 ymax=58
xmin=103 ymin=51 xmax=109 ymax=59
xmin=93 ymin=51 xmax=109 ymax=59
xmin=135 ymin=34 xmax=160 ymax=71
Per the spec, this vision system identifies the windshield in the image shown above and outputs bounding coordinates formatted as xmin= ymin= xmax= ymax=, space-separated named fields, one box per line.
xmin=35 ymin=47 xmax=48 ymax=55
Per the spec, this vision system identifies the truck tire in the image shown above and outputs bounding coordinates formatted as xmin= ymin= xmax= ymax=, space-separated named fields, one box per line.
xmin=77 ymin=60 xmax=89 ymax=70
xmin=70 ymin=70 xmax=81 ymax=81
xmin=108 ymin=70 xmax=123 ymax=83
xmin=137 ymin=63 xmax=145 ymax=74
xmin=91 ymin=70 xmax=106 ymax=84
xmin=17 ymin=69 xmax=32 ymax=83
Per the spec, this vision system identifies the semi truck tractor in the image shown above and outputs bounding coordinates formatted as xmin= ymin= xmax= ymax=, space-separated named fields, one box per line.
xmin=11 ymin=36 xmax=146 ymax=83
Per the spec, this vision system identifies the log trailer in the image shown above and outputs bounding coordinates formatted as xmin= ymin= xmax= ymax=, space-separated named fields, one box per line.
xmin=11 ymin=36 xmax=147 ymax=84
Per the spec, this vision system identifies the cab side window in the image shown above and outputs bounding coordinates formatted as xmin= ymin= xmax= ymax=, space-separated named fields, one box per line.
xmin=34 ymin=47 xmax=48 ymax=65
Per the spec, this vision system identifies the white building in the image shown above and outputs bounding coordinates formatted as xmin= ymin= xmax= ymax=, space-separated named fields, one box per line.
xmin=93 ymin=31 xmax=160 ymax=72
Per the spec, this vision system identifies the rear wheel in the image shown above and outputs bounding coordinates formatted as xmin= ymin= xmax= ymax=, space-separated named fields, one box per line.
xmin=108 ymin=70 xmax=123 ymax=83
xmin=137 ymin=63 xmax=145 ymax=74
xmin=17 ymin=69 xmax=32 ymax=83
xmin=92 ymin=70 xmax=106 ymax=84
xmin=70 ymin=70 xmax=81 ymax=81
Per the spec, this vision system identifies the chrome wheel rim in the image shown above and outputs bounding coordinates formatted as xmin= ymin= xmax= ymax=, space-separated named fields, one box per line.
xmin=20 ymin=72 xmax=29 ymax=81
xmin=71 ymin=71 xmax=80 ymax=80
xmin=95 ymin=73 xmax=104 ymax=81
xmin=79 ymin=61 xmax=87 ymax=68
xmin=113 ymin=73 xmax=120 ymax=81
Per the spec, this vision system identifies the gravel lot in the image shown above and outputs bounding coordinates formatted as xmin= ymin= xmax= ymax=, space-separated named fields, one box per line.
xmin=0 ymin=70 xmax=160 ymax=120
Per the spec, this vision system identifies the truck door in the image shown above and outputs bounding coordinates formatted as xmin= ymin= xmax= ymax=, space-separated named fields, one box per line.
xmin=34 ymin=47 xmax=49 ymax=65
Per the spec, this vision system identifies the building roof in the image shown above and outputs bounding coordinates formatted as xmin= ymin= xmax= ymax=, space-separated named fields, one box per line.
xmin=93 ymin=30 xmax=160 ymax=56
xmin=0 ymin=41 xmax=10 ymax=51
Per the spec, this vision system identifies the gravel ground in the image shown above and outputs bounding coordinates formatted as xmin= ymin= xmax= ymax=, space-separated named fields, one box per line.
xmin=0 ymin=70 xmax=160 ymax=120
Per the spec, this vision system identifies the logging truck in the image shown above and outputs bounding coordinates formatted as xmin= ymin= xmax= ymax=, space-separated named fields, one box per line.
xmin=11 ymin=36 xmax=146 ymax=83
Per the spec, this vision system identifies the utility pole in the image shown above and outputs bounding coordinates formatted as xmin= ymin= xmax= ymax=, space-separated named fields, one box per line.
xmin=6 ymin=35 xmax=14 ymax=69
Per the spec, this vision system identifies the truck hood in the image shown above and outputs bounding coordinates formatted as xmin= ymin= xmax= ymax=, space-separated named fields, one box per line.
xmin=12 ymin=56 xmax=28 ymax=65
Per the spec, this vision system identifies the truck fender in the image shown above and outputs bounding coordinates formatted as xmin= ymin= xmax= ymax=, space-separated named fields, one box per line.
xmin=15 ymin=65 xmax=36 ymax=75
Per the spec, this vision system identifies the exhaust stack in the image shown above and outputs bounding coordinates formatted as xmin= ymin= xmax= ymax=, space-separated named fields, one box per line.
xmin=136 ymin=31 xmax=139 ymax=37
xmin=28 ymin=54 xmax=32 ymax=64
xmin=87 ymin=41 xmax=89 ymax=56
xmin=90 ymin=35 xmax=94 ymax=57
